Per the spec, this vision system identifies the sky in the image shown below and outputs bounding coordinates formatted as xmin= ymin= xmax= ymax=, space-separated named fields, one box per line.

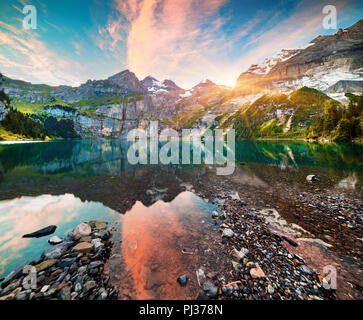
xmin=0 ymin=0 xmax=362 ymax=89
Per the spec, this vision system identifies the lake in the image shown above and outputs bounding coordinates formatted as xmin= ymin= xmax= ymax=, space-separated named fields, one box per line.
xmin=0 ymin=139 xmax=362 ymax=299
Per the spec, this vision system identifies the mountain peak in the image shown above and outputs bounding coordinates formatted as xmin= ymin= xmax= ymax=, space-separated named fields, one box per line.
xmin=107 ymin=70 xmax=143 ymax=91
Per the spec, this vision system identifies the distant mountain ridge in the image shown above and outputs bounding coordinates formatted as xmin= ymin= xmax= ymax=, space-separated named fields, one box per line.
xmin=0 ymin=19 xmax=362 ymax=140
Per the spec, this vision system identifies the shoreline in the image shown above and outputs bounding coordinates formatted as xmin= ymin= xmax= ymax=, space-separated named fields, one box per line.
xmin=0 ymin=221 xmax=118 ymax=300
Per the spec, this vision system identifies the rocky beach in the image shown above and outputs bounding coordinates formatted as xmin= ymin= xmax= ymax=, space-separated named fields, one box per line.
xmin=0 ymin=221 xmax=118 ymax=300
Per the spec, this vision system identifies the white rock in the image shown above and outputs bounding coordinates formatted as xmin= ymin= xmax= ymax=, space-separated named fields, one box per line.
xmin=74 ymin=223 xmax=92 ymax=236
xmin=48 ymin=236 xmax=63 ymax=245
xmin=222 ymin=228 xmax=234 ymax=238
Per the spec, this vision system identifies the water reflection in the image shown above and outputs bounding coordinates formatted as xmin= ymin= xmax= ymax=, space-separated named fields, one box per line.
xmin=108 ymin=191 xmax=217 ymax=300
xmin=0 ymin=194 xmax=118 ymax=278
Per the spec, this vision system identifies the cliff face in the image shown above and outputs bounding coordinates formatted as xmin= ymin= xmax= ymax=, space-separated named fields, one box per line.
xmin=235 ymin=20 xmax=363 ymax=95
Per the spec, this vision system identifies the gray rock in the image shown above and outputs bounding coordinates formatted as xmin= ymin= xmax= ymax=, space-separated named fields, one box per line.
xmin=88 ymin=261 xmax=104 ymax=270
xmin=57 ymin=257 xmax=76 ymax=268
xmin=299 ymin=265 xmax=313 ymax=275
xmin=1 ymin=261 xmax=30 ymax=289
xmin=202 ymin=282 xmax=218 ymax=298
xmin=222 ymin=228 xmax=234 ymax=238
xmin=91 ymin=238 xmax=104 ymax=252
xmin=22 ymin=225 xmax=57 ymax=238
xmin=83 ymin=280 xmax=96 ymax=293
xmin=74 ymin=283 xmax=82 ymax=292
xmin=15 ymin=290 xmax=31 ymax=300
xmin=177 ymin=275 xmax=188 ymax=287
xmin=58 ymin=286 xmax=71 ymax=300
xmin=41 ymin=241 xmax=73 ymax=260
xmin=99 ymin=230 xmax=110 ymax=240
xmin=65 ymin=232 xmax=75 ymax=242
xmin=221 ymin=285 xmax=234 ymax=296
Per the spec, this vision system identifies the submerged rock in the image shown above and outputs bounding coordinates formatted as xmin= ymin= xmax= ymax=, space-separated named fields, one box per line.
xmin=23 ymin=225 xmax=57 ymax=238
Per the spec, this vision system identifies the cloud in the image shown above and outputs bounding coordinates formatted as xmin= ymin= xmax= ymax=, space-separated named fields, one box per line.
xmin=0 ymin=22 xmax=85 ymax=86
xmin=96 ymin=0 xmax=228 ymax=88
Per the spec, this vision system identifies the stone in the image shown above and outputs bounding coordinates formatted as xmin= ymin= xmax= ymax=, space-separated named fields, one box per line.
xmin=306 ymin=175 xmax=319 ymax=182
xmin=99 ymin=230 xmax=110 ymax=240
xmin=250 ymin=266 xmax=266 ymax=279
xmin=80 ymin=236 xmax=92 ymax=243
xmin=222 ymin=228 xmax=234 ymax=238
xmin=65 ymin=232 xmax=75 ymax=242
xmin=83 ymin=280 xmax=96 ymax=293
xmin=34 ymin=259 xmax=59 ymax=272
xmin=74 ymin=223 xmax=92 ymax=237
xmin=41 ymin=241 xmax=73 ymax=260
xmin=72 ymin=242 xmax=94 ymax=253
xmin=221 ymin=285 xmax=234 ymax=296
xmin=88 ymin=261 xmax=104 ymax=270
xmin=202 ymin=282 xmax=218 ymax=298
xmin=48 ymin=236 xmax=63 ymax=245
xmin=40 ymin=285 xmax=50 ymax=293
xmin=232 ymin=247 xmax=249 ymax=261
xmin=1 ymin=261 xmax=30 ymax=289
xmin=88 ymin=221 xmax=107 ymax=230
xmin=58 ymin=286 xmax=71 ymax=300
xmin=22 ymin=225 xmax=57 ymax=238
xmin=231 ymin=261 xmax=241 ymax=270
xmin=177 ymin=275 xmax=188 ymax=287
xmin=15 ymin=290 xmax=31 ymax=300
xmin=267 ymin=284 xmax=275 ymax=294
xmin=91 ymin=238 xmax=104 ymax=251
xmin=56 ymin=257 xmax=76 ymax=268
xmin=299 ymin=265 xmax=313 ymax=275
xmin=74 ymin=283 xmax=82 ymax=292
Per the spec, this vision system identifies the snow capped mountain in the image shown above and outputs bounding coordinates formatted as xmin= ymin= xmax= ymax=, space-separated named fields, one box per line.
xmin=242 ymin=48 xmax=302 ymax=77
xmin=141 ymin=76 xmax=183 ymax=93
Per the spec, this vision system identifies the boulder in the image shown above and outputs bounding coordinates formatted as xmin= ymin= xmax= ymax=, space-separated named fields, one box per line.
xmin=22 ymin=225 xmax=57 ymax=238
xmin=34 ymin=259 xmax=59 ymax=272
xmin=88 ymin=221 xmax=107 ymax=230
xmin=41 ymin=241 xmax=73 ymax=260
xmin=74 ymin=223 xmax=92 ymax=236
xmin=72 ymin=242 xmax=94 ymax=253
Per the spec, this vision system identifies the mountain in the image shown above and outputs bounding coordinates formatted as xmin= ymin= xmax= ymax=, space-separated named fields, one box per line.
xmin=140 ymin=76 xmax=183 ymax=93
xmin=1 ymin=19 xmax=362 ymax=141
xmin=235 ymin=19 xmax=363 ymax=99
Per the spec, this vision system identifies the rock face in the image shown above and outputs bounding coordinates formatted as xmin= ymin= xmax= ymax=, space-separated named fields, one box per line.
xmin=236 ymin=19 xmax=363 ymax=94
xmin=22 ymin=225 xmax=57 ymax=238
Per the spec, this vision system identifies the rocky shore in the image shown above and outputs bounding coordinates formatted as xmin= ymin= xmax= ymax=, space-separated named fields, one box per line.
xmin=194 ymin=196 xmax=336 ymax=300
xmin=0 ymin=221 xmax=118 ymax=300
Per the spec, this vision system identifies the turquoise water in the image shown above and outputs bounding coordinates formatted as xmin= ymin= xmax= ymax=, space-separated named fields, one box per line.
xmin=0 ymin=140 xmax=362 ymax=182
xmin=0 ymin=194 xmax=118 ymax=278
